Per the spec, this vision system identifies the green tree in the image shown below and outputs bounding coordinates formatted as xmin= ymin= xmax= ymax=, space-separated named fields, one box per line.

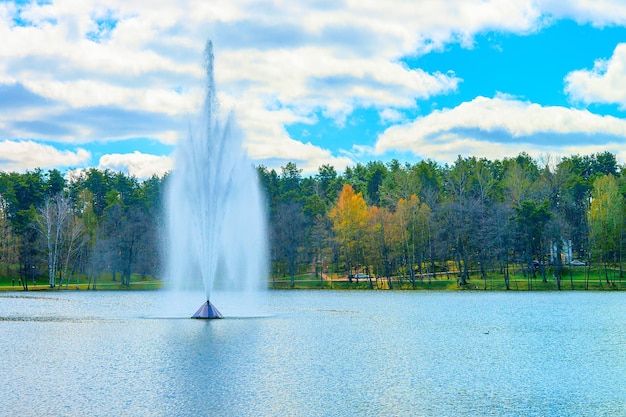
xmin=589 ymin=174 xmax=623 ymax=284
xmin=514 ymin=200 xmax=551 ymax=287
xmin=9 ymin=170 xmax=45 ymax=288
xmin=279 ymin=162 xmax=302 ymax=204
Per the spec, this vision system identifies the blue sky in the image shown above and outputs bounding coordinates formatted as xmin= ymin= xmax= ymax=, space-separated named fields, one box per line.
xmin=1 ymin=1 xmax=626 ymax=177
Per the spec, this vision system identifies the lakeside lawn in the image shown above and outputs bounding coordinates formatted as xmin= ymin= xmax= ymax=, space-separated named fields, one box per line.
xmin=1 ymin=265 xmax=623 ymax=292
xmin=271 ymin=265 xmax=626 ymax=291
xmin=0 ymin=272 xmax=162 ymax=291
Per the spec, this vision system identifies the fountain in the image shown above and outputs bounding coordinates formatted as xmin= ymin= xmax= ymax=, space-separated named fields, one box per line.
xmin=166 ymin=41 xmax=268 ymax=319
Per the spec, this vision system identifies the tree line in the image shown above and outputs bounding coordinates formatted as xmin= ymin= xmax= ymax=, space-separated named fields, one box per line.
xmin=0 ymin=168 xmax=163 ymax=289
xmin=0 ymin=151 xmax=623 ymax=290
xmin=259 ymin=152 xmax=624 ymax=290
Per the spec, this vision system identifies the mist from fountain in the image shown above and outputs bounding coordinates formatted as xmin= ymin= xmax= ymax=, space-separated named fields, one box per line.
xmin=165 ymin=41 xmax=268 ymax=318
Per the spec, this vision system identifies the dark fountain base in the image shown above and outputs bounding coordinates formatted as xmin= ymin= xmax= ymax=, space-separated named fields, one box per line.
xmin=191 ymin=300 xmax=224 ymax=319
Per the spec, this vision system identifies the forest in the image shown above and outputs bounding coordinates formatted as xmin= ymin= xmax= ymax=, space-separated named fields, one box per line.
xmin=0 ymin=151 xmax=624 ymax=291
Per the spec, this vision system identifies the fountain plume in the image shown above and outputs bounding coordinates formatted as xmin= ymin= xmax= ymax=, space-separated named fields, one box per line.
xmin=166 ymin=40 xmax=268 ymax=318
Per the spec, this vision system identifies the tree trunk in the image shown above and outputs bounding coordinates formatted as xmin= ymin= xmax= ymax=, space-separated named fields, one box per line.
xmin=504 ymin=263 xmax=510 ymax=290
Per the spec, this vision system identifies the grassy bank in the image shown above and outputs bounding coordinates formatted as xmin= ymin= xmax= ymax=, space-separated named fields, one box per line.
xmin=0 ymin=273 xmax=162 ymax=291
xmin=271 ymin=266 xmax=626 ymax=291
xmin=2 ymin=266 xmax=622 ymax=292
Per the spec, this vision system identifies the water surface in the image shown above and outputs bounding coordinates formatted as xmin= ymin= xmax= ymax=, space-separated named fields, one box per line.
xmin=0 ymin=290 xmax=624 ymax=416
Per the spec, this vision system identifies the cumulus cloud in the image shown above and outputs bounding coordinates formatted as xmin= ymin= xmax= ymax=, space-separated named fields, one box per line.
xmin=22 ymin=79 xmax=201 ymax=115
xmin=229 ymin=96 xmax=353 ymax=173
xmin=379 ymin=108 xmax=406 ymax=124
xmin=540 ymin=0 xmax=626 ymax=26
xmin=2 ymin=0 xmax=626 ymax=173
xmin=0 ymin=140 xmax=90 ymax=171
xmin=0 ymin=0 xmax=536 ymax=169
xmin=375 ymin=95 xmax=626 ymax=163
xmin=98 ymin=151 xmax=173 ymax=178
xmin=565 ymin=43 xmax=626 ymax=108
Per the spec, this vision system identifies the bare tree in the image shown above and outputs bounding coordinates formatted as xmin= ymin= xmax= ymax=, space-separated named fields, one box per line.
xmin=37 ymin=194 xmax=70 ymax=288
xmin=273 ymin=202 xmax=306 ymax=287
xmin=60 ymin=215 xmax=86 ymax=289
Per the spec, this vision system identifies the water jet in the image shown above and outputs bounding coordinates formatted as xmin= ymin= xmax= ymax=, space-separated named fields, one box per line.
xmin=166 ymin=40 xmax=268 ymax=319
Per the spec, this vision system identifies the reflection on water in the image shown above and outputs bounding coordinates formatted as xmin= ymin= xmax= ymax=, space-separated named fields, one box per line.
xmin=0 ymin=290 xmax=624 ymax=416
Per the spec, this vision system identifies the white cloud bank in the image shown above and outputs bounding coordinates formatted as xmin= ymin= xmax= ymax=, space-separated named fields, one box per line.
xmin=0 ymin=140 xmax=90 ymax=172
xmin=2 ymin=1 xmax=626 ymax=174
xmin=375 ymin=95 xmax=626 ymax=163
xmin=98 ymin=151 xmax=173 ymax=178
xmin=565 ymin=43 xmax=626 ymax=108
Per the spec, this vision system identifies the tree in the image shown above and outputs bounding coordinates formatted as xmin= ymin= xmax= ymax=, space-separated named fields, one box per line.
xmin=503 ymin=162 xmax=535 ymax=208
xmin=514 ymin=200 xmax=551 ymax=287
xmin=364 ymin=161 xmax=388 ymax=206
xmin=9 ymin=170 xmax=45 ymax=288
xmin=80 ymin=168 xmax=113 ymax=217
xmin=316 ymin=164 xmax=341 ymax=206
xmin=554 ymin=157 xmax=591 ymax=262
xmin=442 ymin=156 xmax=481 ymax=286
xmin=37 ymin=194 xmax=70 ymax=288
xmin=59 ymin=213 xmax=86 ymax=289
xmin=589 ymin=174 xmax=623 ymax=284
xmin=72 ymin=189 xmax=99 ymax=288
xmin=366 ymin=205 xmax=394 ymax=288
xmin=279 ymin=162 xmax=302 ymax=204
xmin=273 ymin=202 xmax=306 ymax=287
xmin=329 ymin=184 xmax=368 ymax=278
xmin=490 ymin=202 xmax=514 ymax=289
xmin=378 ymin=162 xmax=421 ymax=210
xmin=394 ymin=195 xmax=430 ymax=287
xmin=412 ymin=159 xmax=443 ymax=208
xmin=135 ymin=175 xmax=164 ymax=280
xmin=0 ymin=174 xmax=17 ymax=279
xmin=45 ymin=169 xmax=66 ymax=198
xmin=343 ymin=163 xmax=368 ymax=197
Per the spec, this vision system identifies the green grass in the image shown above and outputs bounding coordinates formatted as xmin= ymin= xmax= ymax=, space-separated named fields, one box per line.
xmin=2 ymin=264 xmax=622 ymax=292
xmin=269 ymin=266 xmax=626 ymax=291
xmin=0 ymin=272 xmax=162 ymax=291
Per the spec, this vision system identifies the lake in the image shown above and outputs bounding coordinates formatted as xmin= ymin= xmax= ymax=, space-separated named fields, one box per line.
xmin=0 ymin=290 xmax=624 ymax=416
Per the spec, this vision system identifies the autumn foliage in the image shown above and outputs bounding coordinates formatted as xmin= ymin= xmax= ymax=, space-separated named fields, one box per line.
xmin=260 ymin=151 xmax=626 ymax=287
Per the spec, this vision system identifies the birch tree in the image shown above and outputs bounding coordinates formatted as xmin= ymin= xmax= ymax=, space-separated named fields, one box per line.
xmin=38 ymin=194 xmax=70 ymax=288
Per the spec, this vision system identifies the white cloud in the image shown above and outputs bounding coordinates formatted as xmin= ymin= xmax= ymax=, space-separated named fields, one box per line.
xmin=375 ymin=96 xmax=626 ymax=163
xmin=218 ymin=47 xmax=459 ymax=122
xmin=0 ymin=140 xmax=90 ymax=171
xmin=2 ymin=0 xmax=626 ymax=173
xmin=98 ymin=151 xmax=173 ymax=178
xmin=22 ymin=79 xmax=201 ymax=115
xmin=540 ymin=0 xmax=626 ymax=26
xmin=379 ymin=108 xmax=406 ymax=124
xmin=0 ymin=2 xmax=521 ymax=147
xmin=228 ymin=96 xmax=353 ymax=173
xmin=565 ymin=43 xmax=626 ymax=108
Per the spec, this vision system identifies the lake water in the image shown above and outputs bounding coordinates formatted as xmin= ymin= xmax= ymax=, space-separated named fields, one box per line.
xmin=0 ymin=290 xmax=624 ymax=416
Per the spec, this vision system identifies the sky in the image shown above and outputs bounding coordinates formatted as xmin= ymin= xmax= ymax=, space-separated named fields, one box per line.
xmin=2 ymin=0 xmax=626 ymax=178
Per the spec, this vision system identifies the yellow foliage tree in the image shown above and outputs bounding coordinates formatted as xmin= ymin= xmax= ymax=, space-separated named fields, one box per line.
xmin=367 ymin=205 xmax=395 ymax=288
xmin=394 ymin=194 xmax=431 ymax=285
xmin=329 ymin=184 xmax=368 ymax=277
